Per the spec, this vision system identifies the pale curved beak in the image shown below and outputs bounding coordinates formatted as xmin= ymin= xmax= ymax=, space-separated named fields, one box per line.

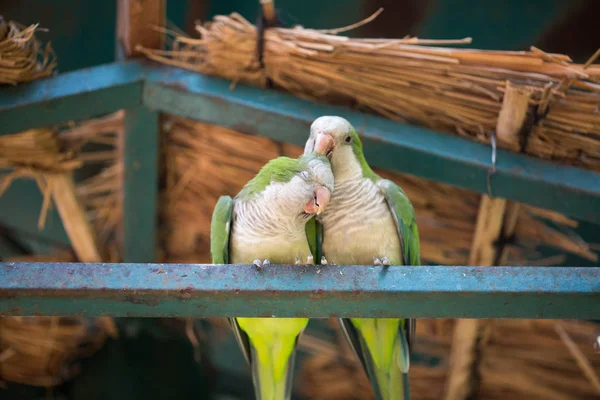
xmin=314 ymin=132 xmax=335 ymax=158
xmin=303 ymin=186 xmax=331 ymax=215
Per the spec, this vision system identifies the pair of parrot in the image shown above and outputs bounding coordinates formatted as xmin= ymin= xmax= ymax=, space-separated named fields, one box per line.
xmin=210 ymin=116 xmax=420 ymax=400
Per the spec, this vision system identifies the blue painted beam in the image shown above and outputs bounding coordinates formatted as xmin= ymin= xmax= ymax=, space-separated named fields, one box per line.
xmin=0 ymin=61 xmax=144 ymax=136
xmin=1 ymin=262 xmax=598 ymax=319
xmin=1 ymin=61 xmax=599 ymax=223
xmin=142 ymin=64 xmax=600 ymax=223
xmin=122 ymin=107 xmax=159 ymax=263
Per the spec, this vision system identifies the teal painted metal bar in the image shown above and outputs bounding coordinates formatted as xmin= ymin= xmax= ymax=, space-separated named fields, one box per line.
xmin=0 ymin=62 xmax=144 ymax=136
xmin=1 ymin=262 xmax=599 ymax=319
xmin=122 ymin=107 xmax=160 ymax=263
xmin=142 ymin=64 xmax=600 ymax=223
xmin=1 ymin=60 xmax=599 ymax=223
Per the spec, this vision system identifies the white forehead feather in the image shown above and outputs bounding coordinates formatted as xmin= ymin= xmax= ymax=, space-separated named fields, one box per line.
xmin=310 ymin=116 xmax=353 ymax=138
xmin=306 ymin=157 xmax=334 ymax=191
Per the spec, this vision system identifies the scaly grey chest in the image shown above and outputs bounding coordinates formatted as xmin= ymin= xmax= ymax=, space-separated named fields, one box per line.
xmin=229 ymin=199 xmax=311 ymax=265
xmin=318 ymin=178 xmax=401 ymax=265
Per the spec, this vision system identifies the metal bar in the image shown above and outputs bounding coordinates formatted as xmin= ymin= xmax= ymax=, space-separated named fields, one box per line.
xmin=141 ymin=64 xmax=600 ymax=223
xmin=0 ymin=62 xmax=144 ymax=135
xmin=1 ymin=262 xmax=598 ymax=318
xmin=122 ymin=107 xmax=159 ymax=262
xmin=1 ymin=61 xmax=599 ymax=222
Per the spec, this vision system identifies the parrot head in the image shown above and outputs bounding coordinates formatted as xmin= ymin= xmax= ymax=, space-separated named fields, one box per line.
xmin=304 ymin=116 xmax=372 ymax=182
xmin=236 ymin=153 xmax=334 ymax=217
xmin=298 ymin=154 xmax=334 ymax=216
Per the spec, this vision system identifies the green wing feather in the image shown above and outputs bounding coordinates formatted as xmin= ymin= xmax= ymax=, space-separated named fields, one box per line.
xmin=210 ymin=195 xmax=234 ymax=265
xmin=211 ymin=191 xmax=310 ymax=400
xmin=305 ymin=217 xmax=323 ymax=262
xmin=378 ymin=178 xmax=420 ymax=352
xmin=209 ymin=196 xmax=253 ymax=364
xmin=378 ymin=179 xmax=420 ymax=267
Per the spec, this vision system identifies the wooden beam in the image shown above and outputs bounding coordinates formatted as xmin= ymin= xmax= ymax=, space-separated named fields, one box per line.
xmin=117 ymin=0 xmax=166 ymax=58
xmin=51 ymin=174 xmax=103 ymax=262
xmin=468 ymin=196 xmax=508 ymax=266
xmin=444 ymin=199 xmax=521 ymax=400
xmin=443 ymin=81 xmax=531 ymax=400
xmin=115 ymin=1 xmax=164 ymax=261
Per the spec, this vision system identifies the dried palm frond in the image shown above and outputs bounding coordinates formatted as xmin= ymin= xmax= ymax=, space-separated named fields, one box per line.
xmin=138 ymin=11 xmax=600 ymax=171
xmin=0 ymin=16 xmax=56 ymax=84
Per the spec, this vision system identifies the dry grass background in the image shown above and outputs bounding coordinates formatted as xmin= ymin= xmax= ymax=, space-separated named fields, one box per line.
xmin=0 ymin=112 xmax=123 ymax=387
xmin=139 ymin=10 xmax=600 ymax=171
xmin=0 ymin=16 xmax=56 ymax=85
xmin=1 ymin=8 xmax=599 ymax=395
xmin=160 ymin=116 xmax=597 ymax=266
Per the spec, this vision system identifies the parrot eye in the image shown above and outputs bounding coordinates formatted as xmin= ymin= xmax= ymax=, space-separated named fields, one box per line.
xmin=300 ymin=171 xmax=310 ymax=181
xmin=344 ymin=136 xmax=352 ymax=143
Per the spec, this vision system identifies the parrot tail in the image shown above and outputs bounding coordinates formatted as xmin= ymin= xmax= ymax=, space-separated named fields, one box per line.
xmin=342 ymin=318 xmax=411 ymax=400
xmin=236 ymin=317 xmax=309 ymax=400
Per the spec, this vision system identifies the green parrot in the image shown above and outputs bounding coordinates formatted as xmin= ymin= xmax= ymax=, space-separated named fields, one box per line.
xmin=304 ymin=116 xmax=420 ymax=400
xmin=210 ymin=153 xmax=334 ymax=400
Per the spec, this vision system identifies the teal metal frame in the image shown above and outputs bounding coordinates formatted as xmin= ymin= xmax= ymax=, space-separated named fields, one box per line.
xmin=2 ymin=60 xmax=599 ymax=223
xmin=1 ymin=263 xmax=599 ymax=319
xmin=1 ymin=59 xmax=599 ymax=318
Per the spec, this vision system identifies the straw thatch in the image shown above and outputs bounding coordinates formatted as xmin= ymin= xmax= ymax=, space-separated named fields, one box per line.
xmin=161 ymin=115 xmax=599 ymax=398
xmin=477 ymin=320 xmax=600 ymax=400
xmin=138 ymin=11 xmax=600 ymax=172
xmin=1 ymin=252 xmax=116 ymax=388
xmin=298 ymin=319 xmax=453 ymax=400
xmin=0 ymin=299 xmax=117 ymax=387
xmin=297 ymin=319 xmax=600 ymax=400
xmin=62 ymin=111 xmax=125 ymax=260
xmin=0 ymin=128 xmax=81 ymax=230
xmin=161 ymin=116 xmax=596 ymax=265
xmin=0 ymin=111 xmax=123 ymax=248
xmin=0 ymin=112 xmax=123 ymax=387
xmin=0 ymin=16 xmax=56 ymax=85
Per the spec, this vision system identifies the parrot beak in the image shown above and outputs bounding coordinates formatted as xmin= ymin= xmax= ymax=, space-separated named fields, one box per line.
xmin=304 ymin=186 xmax=331 ymax=215
xmin=314 ymin=132 xmax=335 ymax=158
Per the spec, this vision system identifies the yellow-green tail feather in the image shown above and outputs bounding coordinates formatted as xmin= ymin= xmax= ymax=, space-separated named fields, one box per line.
xmin=236 ymin=317 xmax=308 ymax=400
xmin=350 ymin=318 xmax=411 ymax=400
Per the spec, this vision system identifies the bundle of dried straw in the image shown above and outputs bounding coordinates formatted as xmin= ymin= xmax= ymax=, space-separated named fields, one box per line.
xmin=0 ymin=308 xmax=117 ymax=387
xmin=297 ymin=319 xmax=600 ymax=400
xmin=62 ymin=111 xmax=125 ymax=260
xmin=477 ymin=320 xmax=600 ymax=400
xmin=0 ymin=128 xmax=81 ymax=230
xmin=161 ymin=117 xmax=596 ymax=265
xmin=138 ymin=10 xmax=600 ymax=171
xmin=0 ymin=111 xmax=123 ymax=247
xmin=298 ymin=319 xmax=453 ymax=400
xmin=0 ymin=16 xmax=56 ymax=85
xmin=0 ymin=113 xmax=124 ymax=387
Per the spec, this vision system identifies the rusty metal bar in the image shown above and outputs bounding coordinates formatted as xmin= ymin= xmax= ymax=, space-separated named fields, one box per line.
xmin=1 ymin=262 xmax=598 ymax=318
xmin=1 ymin=61 xmax=599 ymax=222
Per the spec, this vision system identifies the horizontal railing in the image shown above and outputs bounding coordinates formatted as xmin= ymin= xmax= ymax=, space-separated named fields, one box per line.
xmin=1 ymin=60 xmax=599 ymax=223
xmin=1 ymin=262 xmax=598 ymax=318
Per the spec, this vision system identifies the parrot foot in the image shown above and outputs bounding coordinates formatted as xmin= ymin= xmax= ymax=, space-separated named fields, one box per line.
xmin=307 ymin=254 xmax=314 ymax=265
xmin=320 ymin=256 xmax=328 ymax=265
xmin=295 ymin=257 xmax=301 ymax=265
xmin=373 ymin=256 xmax=391 ymax=266
xmin=253 ymin=259 xmax=270 ymax=270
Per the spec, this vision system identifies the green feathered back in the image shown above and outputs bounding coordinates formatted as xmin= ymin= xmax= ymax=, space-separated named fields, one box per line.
xmin=210 ymin=195 xmax=234 ymax=265
xmin=236 ymin=153 xmax=331 ymax=202
xmin=379 ymin=180 xmax=420 ymax=266
xmin=236 ymin=157 xmax=303 ymax=201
